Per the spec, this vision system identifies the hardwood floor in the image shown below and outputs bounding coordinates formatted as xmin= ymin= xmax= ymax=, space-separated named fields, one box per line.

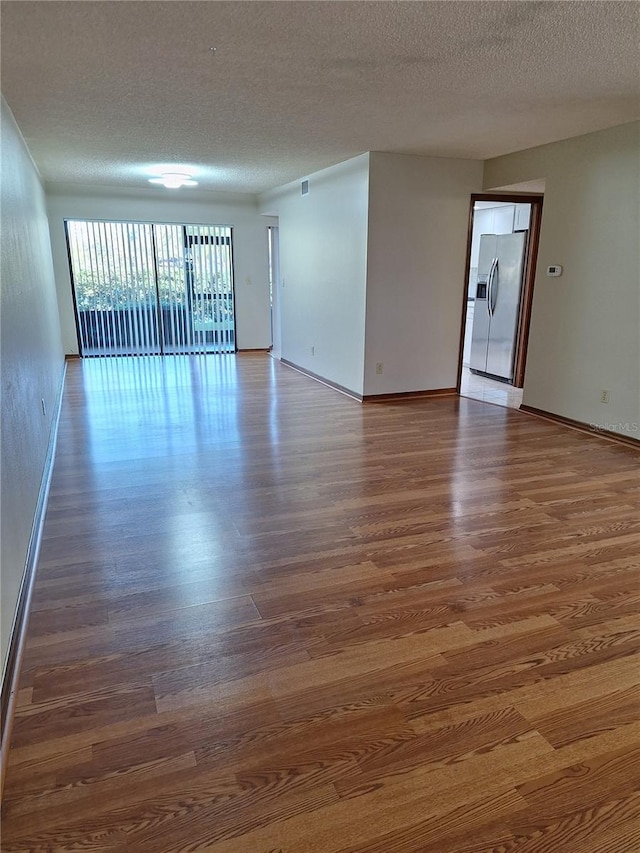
xmin=2 ymin=353 xmax=639 ymax=852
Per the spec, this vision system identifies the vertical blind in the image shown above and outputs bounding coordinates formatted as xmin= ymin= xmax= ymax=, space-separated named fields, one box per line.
xmin=66 ymin=220 xmax=235 ymax=356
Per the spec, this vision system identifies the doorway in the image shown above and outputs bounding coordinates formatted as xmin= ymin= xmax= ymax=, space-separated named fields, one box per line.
xmin=267 ymin=224 xmax=281 ymax=359
xmin=457 ymin=195 xmax=543 ymax=409
xmin=65 ymin=220 xmax=236 ymax=356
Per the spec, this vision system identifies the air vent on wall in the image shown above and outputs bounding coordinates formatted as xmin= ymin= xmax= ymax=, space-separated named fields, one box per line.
xmin=301 ymin=180 xmax=309 ymax=196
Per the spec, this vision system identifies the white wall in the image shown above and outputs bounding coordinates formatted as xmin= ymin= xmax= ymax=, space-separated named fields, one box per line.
xmin=1 ymin=97 xmax=65 ymax=680
xmin=46 ymin=185 xmax=275 ymax=353
xmin=364 ymin=152 xmax=483 ymax=395
xmin=259 ymin=155 xmax=370 ymax=396
xmin=484 ymin=122 xmax=640 ymax=437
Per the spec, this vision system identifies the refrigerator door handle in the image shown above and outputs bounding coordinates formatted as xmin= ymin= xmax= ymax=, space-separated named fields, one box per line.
xmin=490 ymin=257 xmax=499 ymax=316
xmin=487 ymin=258 xmax=496 ymax=316
xmin=487 ymin=258 xmax=498 ymax=316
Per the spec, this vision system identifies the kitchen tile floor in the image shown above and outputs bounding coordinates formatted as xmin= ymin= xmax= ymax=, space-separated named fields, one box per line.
xmin=460 ymin=367 xmax=523 ymax=410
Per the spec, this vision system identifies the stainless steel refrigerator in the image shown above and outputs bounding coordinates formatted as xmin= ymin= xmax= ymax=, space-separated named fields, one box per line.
xmin=470 ymin=232 xmax=526 ymax=383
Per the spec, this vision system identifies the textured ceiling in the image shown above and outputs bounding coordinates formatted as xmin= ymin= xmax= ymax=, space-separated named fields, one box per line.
xmin=1 ymin=1 xmax=638 ymax=194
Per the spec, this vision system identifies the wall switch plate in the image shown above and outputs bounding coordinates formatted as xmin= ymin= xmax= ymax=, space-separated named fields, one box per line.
xmin=600 ymin=390 xmax=610 ymax=403
xmin=376 ymin=362 xmax=384 ymax=375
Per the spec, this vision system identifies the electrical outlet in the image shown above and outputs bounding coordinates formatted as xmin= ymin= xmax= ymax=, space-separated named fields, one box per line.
xmin=376 ymin=362 xmax=383 ymax=375
xmin=600 ymin=390 xmax=610 ymax=404
xmin=41 ymin=398 xmax=46 ymax=416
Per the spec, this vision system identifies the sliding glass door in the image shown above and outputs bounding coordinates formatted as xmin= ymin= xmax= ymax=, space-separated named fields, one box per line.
xmin=66 ymin=220 xmax=236 ymax=356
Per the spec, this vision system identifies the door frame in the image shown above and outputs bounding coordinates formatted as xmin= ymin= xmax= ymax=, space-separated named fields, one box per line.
xmin=267 ymin=224 xmax=281 ymax=358
xmin=455 ymin=193 xmax=544 ymax=393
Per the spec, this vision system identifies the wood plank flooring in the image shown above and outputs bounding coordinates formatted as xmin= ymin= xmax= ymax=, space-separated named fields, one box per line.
xmin=2 ymin=353 xmax=639 ymax=852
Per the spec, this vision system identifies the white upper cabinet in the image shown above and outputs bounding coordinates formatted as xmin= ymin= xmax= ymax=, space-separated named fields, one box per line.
xmin=514 ymin=203 xmax=531 ymax=231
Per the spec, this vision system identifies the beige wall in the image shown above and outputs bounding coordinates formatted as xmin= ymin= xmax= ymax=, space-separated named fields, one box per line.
xmin=261 ymin=152 xmax=482 ymax=397
xmin=1 ymin=97 xmax=65 ymax=680
xmin=485 ymin=122 xmax=640 ymax=437
xmin=260 ymin=155 xmax=370 ymax=396
xmin=364 ymin=152 xmax=482 ymax=394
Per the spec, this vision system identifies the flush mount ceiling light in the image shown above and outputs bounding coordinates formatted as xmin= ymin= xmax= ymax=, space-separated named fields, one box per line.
xmin=148 ymin=172 xmax=198 ymax=189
